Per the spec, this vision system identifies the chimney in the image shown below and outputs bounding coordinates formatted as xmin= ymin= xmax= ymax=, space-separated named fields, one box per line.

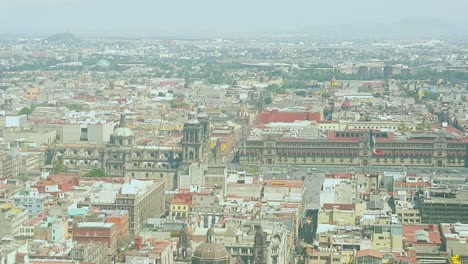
xmin=135 ymin=236 xmax=143 ymax=251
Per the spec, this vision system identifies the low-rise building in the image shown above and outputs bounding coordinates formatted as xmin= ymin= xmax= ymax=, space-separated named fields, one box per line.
xmin=13 ymin=187 xmax=50 ymax=216
xmin=0 ymin=204 xmax=29 ymax=237
xmin=77 ymin=179 xmax=165 ymax=235
xmin=73 ymin=222 xmax=118 ymax=255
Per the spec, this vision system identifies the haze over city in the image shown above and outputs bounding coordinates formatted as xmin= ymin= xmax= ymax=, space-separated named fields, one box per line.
xmin=1 ymin=0 xmax=468 ymax=37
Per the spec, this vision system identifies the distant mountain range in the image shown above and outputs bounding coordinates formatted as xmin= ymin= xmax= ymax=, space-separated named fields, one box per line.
xmin=0 ymin=17 xmax=466 ymax=40
xmin=47 ymin=33 xmax=78 ymax=42
xmin=300 ymin=17 xmax=468 ymax=40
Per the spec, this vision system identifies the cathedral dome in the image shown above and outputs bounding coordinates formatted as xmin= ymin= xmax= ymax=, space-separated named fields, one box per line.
xmin=112 ymin=127 xmax=133 ymax=137
xmin=192 ymin=228 xmax=229 ymax=262
xmin=113 ymin=127 xmax=134 ymax=137
xmin=112 ymin=114 xmax=134 ymax=138
xmin=192 ymin=242 xmax=229 ymax=261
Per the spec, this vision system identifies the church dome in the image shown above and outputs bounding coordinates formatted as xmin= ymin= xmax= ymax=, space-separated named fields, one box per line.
xmin=113 ymin=127 xmax=134 ymax=137
xmin=192 ymin=228 xmax=229 ymax=262
xmin=113 ymin=114 xmax=134 ymax=138
xmin=192 ymin=242 xmax=229 ymax=260
xmin=193 ymin=242 xmax=229 ymax=261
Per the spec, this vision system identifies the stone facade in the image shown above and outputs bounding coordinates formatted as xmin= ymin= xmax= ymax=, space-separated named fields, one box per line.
xmin=240 ymin=131 xmax=468 ymax=168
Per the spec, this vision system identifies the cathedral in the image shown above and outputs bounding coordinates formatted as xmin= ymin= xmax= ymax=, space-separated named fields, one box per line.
xmin=175 ymin=223 xmax=285 ymax=264
xmin=46 ymin=106 xmax=211 ymax=191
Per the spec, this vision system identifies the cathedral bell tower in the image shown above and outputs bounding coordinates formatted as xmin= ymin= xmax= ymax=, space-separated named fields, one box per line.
xmin=253 ymin=225 xmax=267 ymax=264
xmin=197 ymin=105 xmax=211 ymax=159
xmin=177 ymin=223 xmax=192 ymax=261
xmin=182 ymin=112 xmax=203 ymax=163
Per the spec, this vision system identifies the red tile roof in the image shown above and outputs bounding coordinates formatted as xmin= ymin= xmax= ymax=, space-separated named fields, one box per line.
xmin=403 ymin=224 xmax=441 ymax=244
xmin=257 ymin=110 xmax=321 ymax=123
xmin=356 ymin=249 xmax=384 ymax=259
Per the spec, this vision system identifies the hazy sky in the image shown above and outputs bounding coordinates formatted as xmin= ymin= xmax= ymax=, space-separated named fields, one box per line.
xmin=0 ymin=0 xmax=467 ymax=37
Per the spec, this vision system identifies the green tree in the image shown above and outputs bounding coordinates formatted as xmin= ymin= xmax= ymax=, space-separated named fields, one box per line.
xmin=18 ymin=106 xmax=35 ymax=115
xmin=66 ymin=104 xmax=83 ymax=112
xmin=264 ymin=96 xmax=273 ymax=105
xmin=358 ymin=86 xmax=373 ymax=93
xmin=52 ymin=159 xmax=69 ymax=174
xmin=295 ymin=90 xmax=306 ymax=97
xmin=398 ymin=123 xmax=410 ymax=132
xmin=416 ymin=120 xmax=431 ymax=130
xmin=266 ymin=84 xmax=286 ymax=94
xmin=19 ymin=173 xmax=30 ymax=182
xmin=321 ymin=92 xmax=331 ymax=99
xmin=84 ymin=168 xmax=106 ymax=177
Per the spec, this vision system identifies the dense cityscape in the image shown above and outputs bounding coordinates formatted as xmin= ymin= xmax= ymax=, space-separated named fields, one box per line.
xmin=0 ymin=16 xmax=468 ymax=264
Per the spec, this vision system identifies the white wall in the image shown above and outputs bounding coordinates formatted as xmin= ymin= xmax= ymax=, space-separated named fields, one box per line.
xmin=5 ymin=115 xmax=27 ymax=127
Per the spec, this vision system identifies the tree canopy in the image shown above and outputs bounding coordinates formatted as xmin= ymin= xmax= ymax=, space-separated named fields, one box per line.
xmin=84 ymin=168 xmax=106 ymax=177
xmin=52 ymin=159 xmax=69 ymax=174
xmin=18 ymin=106 xmax=35 ymax=115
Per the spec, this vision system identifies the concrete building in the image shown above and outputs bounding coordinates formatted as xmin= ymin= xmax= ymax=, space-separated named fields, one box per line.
xmin=73 ymin=222 xmax=118 ymax=255
xmin=61 ymin=122 xmax=114 ymax=143
xmin=33 ymin=216 xmax=67 ymax=243
xmin=0 ymin=204 xmax=29 ymax=237
xmin=77 ymin=179 xmax=165 ymax=235
xmin=3 ymin=128 xmax=57 ymax=146
xmin=0 ymin=152 xmax=14 ymax=179
xmin=4 ymin=115 xmax=27 ymax=128
xmin=305 ymin=247 xmax=353 ymax=264
xmin=13 ymin=187 xmax=50 ymax=216
xmin=69 ymin=241 xmax=111 ymax=264
xmin=126 ymin=238 xmax=174 ymax=264
xmin=420 ymin=190 xmax=468 ymax=224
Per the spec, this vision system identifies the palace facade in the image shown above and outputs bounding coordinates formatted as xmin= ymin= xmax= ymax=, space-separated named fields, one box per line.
xmin=239 ymin=130 xmax=468 ymax=168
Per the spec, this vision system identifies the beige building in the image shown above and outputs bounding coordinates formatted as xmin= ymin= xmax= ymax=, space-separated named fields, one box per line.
xmin=369 ymin=225 xmax=403 ymax=251
xmin=396 ymin=208 xmax=421 ymax=224
xmin=4 ymin=129 xmax=57 ymax=146
xmin=318 ymin=203 xmax=365 ymax=226
xmin=60 ymin=122 xmax=115 ymax=143
xmin=306 ymin=247 xmax=355 ymax=264
xmin=0 ymin=152 xmax=32 ymax=179
xmin=0 ymin=204 xmax=29 ymax=237
xmin=77 ymin=179 xmax=165 ymax=235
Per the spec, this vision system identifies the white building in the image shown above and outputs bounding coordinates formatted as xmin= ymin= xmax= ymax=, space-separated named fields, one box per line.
xmin=5 ymin=115 xmax=27 ymax=128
